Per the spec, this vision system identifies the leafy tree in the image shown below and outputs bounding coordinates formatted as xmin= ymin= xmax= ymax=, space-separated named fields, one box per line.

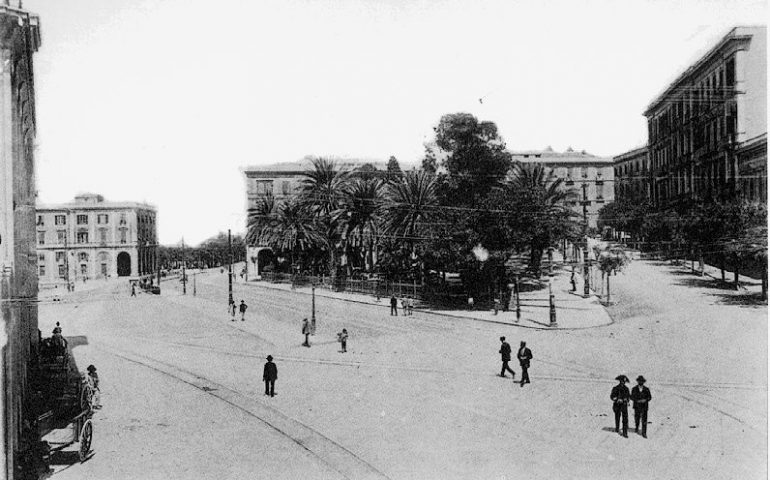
xmin=386 ymin=156 xmax=403 ymax=182
xmin=333 ymin=178 xmax=384 ymax=272
xmin=596 ymin=245 xmax=631 ymax=303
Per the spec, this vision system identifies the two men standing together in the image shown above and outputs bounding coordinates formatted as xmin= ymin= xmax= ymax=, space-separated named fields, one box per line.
xmin=611 ymin=374 xmax=652 ymax=438
xmin=498 ymin=337 xmax=532 ymax=387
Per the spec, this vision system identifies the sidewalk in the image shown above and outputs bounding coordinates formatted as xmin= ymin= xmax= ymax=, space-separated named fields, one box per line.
xmin=243 ymin=269 xmax=613 ymax=330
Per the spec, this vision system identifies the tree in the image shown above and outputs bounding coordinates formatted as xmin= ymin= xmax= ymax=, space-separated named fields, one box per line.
xmin=258 ymin=198 xmax=328 ymax=269
xmin=596 ymin=245 xmax=631 ymax=303
xmin=333 ymin=177 xmax=384 ymax=272
xmin=245 ymin=192 xmax=276 ymax=246
xmin=299 ymin=157 xmax=349 ymax=217
xmin=386 ymin=156 xmax=403 ymax=182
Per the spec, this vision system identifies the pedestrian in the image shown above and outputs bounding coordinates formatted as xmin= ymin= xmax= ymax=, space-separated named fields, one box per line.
xmin=390 ymin=295 xmax=398 ymax=316
xmin=498 ymin=337 xmax=516 ymax=379
xmin=239 ymin=300 xmax=248 ymax=321
xmin=301 ymin=318 xmax=311 ymax=347
xmin=570 ymin=272 xmax=576 ymax=292
xmin=263 ymin=355 xmax=277 ymax=397
xmin=401 ymin=297 xmax=407 ymax=316
xmin=468 ymin=296 xmax=474 ymax=311
xmin=230 ymin=300 xmax=237 ymax=321
xmin=493 ymin=297 xmax=501 ymax=315
xmin=86 ymin=365 xmax=101 ymax=409
xmin=407 ymin=296 xmax=414 ymax=316
xmin=610 ymin=375 xmax=630 ymax=437
xmin=52 ymin=322 xmax=62 ymax=335
xmin=631 ymin=375 xmax=652 ymax=438
xmin=337 ymin=328 xmax=348 ymax=353
xmin=517 ymin=341 xmax=533 ymax=387
xmin=131 ymin=284 xmax=136 ymax=297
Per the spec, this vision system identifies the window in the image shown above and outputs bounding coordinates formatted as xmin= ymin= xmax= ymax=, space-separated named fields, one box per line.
xmin=282 ymin=181 xmax=290 ymax=195
xmin=38 ymin=253 xmax=45 ymax=262
xmin=80 ymin=264 xmax=88 ymax=276
xmin=58 ymin=265 xmax=66 ymax=279
xmin=101 ymin=263 xmax=108 ymax=276
xmin=256 ymin=180 xmax=274 ymax=195
xmin=57 ymin=230 xmax=66 ymax=245
xmin=78 ymin=252 xmax=88 ymax=262
xmin=77 ymin=214 xmax=88 ymax=225
xmin=120 ymin=228 xmax=127 ymax=244
xmin=119 ymin=213 xmax=127 ymax=225
xmin=39 ymin=265 xmax=45 ymax=276
xmin=77 ymin=231 xmax=88 ymax=244
xmin=99 ymin=228 xmax=107 ymax=244
xmin=55 ymin=215 xmax=66 ymax=225
xmin=38 ymin=231 xmax=45 ymax=245
xmin=97 ymin=214 xmax=109 ymax=224
xmin=725 ymin=58 xmax=735 ymax=87
xmin=36 ymin=215 xmax=44 ymax=226
xmin=581 ymin=167 xmax=588 ymax=178
xmin=55 ymin=251 xmax=65 ymax=263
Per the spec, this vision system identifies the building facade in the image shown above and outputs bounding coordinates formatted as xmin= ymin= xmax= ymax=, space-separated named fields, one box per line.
xmin=613 ymin=146 xmax=650 ymax=202
xmin=36 ymin=194 xmax=158 ymax=284
xmin=510 ymin=148 xmax=615 ymax=229
xmin=644 ymin=26 xmax=767 ymax=206
xmin=0 ymin=3 xmax=41 ymax=478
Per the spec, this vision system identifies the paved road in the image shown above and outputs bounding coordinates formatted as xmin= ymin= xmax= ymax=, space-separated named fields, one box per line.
xmin=39 ymin=263 xmax=767 ymax=480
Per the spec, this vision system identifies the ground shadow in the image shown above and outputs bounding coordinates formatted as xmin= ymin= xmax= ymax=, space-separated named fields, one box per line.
xmin=673 ymin=277 xmax=737 ymax=290
xmin=47 ymin=450 xmax=81 ymax=466
xmin=712 ymin=291 xmax=767 ymax=308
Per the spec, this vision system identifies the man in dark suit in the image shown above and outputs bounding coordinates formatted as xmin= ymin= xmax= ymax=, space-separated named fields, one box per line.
xmin=631 ymin=375 xmax=652 ymax=438
xmin=498 ymin=337 xmax=515 ymax=379
xmin=263 ymin=355 xmax=277 ymax=397
xmin=517 ymin=341 xmax=533 ymax=387
xmin=390 ymin=295 xmax=398 ymax=316
xmin=610 ymin=375 xmax=630 ymax=437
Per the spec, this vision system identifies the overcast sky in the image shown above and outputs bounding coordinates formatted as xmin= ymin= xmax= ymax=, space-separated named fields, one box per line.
xmin=24 ymin=0 xmax=766 ymax=245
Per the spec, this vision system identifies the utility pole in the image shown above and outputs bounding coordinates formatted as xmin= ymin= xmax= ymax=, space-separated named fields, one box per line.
xmin=228 ymin=229 xmax=233 ymax=306
xmin=311 ymin=285 xmax=316 ymax=335
xmin=181 ymin=237 xmax=187 ymax=295
xmin=582 ymin=183 xmax=590 ymax=297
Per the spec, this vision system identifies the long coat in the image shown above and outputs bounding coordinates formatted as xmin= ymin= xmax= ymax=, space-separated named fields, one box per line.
xmin=610 ymin=384 xmax=630 ymax=406
xmin=499 ymin=342 xmax=512 ymax=361
xmin=517 ymin=347 xmax=533 ymax=368
xmin=302 ymin=321 xmax=310 ymax=335
xmin=263 ymin=361 xmax=277 ymax=381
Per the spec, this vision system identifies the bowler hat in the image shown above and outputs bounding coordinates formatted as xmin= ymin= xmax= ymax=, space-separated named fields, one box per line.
xmin=636 ymin=375 xmax=646 ymax=383
xmin=266 ymin=355 xmax=273 ymax=361
xmin=615 ymin=375 xmax=628 ymax=383
xmin=87 ymin=365 xmax=96 ymax=372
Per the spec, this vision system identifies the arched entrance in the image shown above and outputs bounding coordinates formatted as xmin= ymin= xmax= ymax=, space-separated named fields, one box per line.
xmin=117 ymin=252 xmax=131 ymax=277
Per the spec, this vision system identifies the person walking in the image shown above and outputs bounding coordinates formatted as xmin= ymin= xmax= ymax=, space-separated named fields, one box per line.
xmin=131 ymin=284 xmax=136 ymax=297
xmin=493 ymin=297 xmax=501 ymax=315
xmin=631 ymin=375 xmax=652 ymax=438
xmin=611 ymin=375 xmax=630 ymax=437
xmin=263 ymin=355 xmax=277 ymax=397
xmin=570 ymin=271 xmax=577 ymax=292
xmin=390 ymin=295 xmax=398 ymax=316
xmin=517 ymin=341 xmax=533 ymax=387
xmin=239 ymin=300 xmax=248 ymax=321
xmin=407 ymin=297 xmax=414 ymax=316
xmin=230 ymin=300 xmax=237 ymax=321
xmin=401 ymin=297 xmax=407 ymax=316
xmin=86 ymin=365 xmax=101 ymax=409
xmin=301 ymin=318 xmax=311 ymax=347
xmin=468 ymin=296 xmax=474 ymax=310
xmin=338 ymin=328 xmax=348 ymax=353
xmin=498 ymin=337 xmax=516 ymax=379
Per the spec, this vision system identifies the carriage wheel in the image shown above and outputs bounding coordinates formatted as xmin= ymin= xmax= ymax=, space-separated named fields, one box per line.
xmin=80 ymin=384 xmax=94 ymax=413
xmin=78 ymin=419 xmax=93 ymax=462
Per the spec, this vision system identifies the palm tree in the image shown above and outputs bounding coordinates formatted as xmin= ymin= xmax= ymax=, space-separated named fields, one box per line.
xmin=334 ymin=177 xmax=384 ymax=272
xmin=382 ymin=170 xmax=438 ymax=240
xmin=258 ymin=198 xmax=328 ymax=269
xmin=245 ymin=192 xmax=276 ymax=246
xmin=503 ymin=163 xmax=579 ymax=275
xmin=299 ymin=157 xmax=350 ymax=217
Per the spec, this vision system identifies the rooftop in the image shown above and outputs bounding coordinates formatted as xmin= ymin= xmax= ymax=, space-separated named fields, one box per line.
xmin=243 ymin=155 xmax=419 ymax=174
xmin=509 ymin=147 xmax=614 ymax=164
xmin=37 ymin=194 xmax=156 ymax=211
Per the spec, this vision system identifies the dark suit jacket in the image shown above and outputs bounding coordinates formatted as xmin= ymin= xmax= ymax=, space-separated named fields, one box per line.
xmin=630 ymin=385 xmax=651 ymax=409
xmin=611 ymin=384 xmax=630 ymax=406
xmin=499 ymin=342 xmax=512 ymax=361
xmin=517 ymin=347 xmax=533 ymax=367
xmin=263 ymin=361 xmax=277 ymax=381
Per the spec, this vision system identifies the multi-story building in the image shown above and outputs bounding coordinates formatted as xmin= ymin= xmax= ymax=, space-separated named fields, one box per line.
xmin=613 ymin=146 xmax=650 ymax=202
xmin=644 ymin=26 xmax=767 ymax=206
xmin=509 ymin=148 xmax=615 ymax=229
xmin=0 ymin=3 xmax=41 ymax=478
xmin=36 ymin=194 xmax=158 ymax=284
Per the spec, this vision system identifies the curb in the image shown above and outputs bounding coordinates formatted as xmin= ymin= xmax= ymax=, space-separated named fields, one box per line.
xmin=241 ymin=281 xmax=614 ymax=331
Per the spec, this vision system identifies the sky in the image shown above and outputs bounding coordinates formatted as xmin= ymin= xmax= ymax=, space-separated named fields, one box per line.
xmin=23 ymin=0 xmax=767 ymax=245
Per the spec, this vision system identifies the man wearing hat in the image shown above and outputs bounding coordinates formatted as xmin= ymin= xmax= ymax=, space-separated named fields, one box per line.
xmin=631 ymin=375 xmax=652 ymax=438
xmin=498 ymin=337 xmax=515 ymax=379
xmin=610 ymin=375 xmax=630 ymax=437
xmin=263 ymin=355 xmax=277 ymax=397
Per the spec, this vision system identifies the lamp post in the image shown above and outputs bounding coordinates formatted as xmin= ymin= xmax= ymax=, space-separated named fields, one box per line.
xmin=549 ymin=278 xmax=557 ymax=327
xmin=181 ymin=237 xmax=187 ymax=295
xmin=514 ymin=275 xmax=521 ymax=323
xmin=582 ymin=183 xmax=590 ymax=297
xmin=311 ymin=285 xmax=316 ymax=335
xmin=228 ymin=229 xmax=233 ymax=306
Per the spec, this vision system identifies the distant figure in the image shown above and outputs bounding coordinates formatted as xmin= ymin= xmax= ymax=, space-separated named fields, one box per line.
xmin=468 ymin=296 xmax=474 ymax=311
xmin=51 ymin=330 xmax=67 ymax=357
xmin=611 ymin=375 xmax=630 ymax=437
xmin=230 ymin=301 xmax=236 ymax=321
xmin=239 ymin=300 xmax=248 ymax=321
xmin=131 ymin=284 xmax=136 ymax=297
xmin=86 ymin=365 xmax=101 ymax=409
xmin=517 ymin=341 xmax=533 ymax=387
xmin=407 ymin=297 xmax=414 ymax=316
xmin=390 ymin=295 xmax=398 ymax=316
xmin=498 ymin=337 xmax=515 ymax=379
xmin=263 ymin=355 xmax=277 ymax=397
xmin=338 ymin=328 xmax=348 ymax=353
xmin=631 ymin=376 xmax=652 ymax=438
xmin=401 ymin=298 xmax=407 ymax=316
xmin=570 ymin=272 xmax=577 ymax=292
xmin=301 ymin=318 xmax=311 ymax=347
xmin=493 ymin=297 xmax=501 ymax=315
xmin=52 ymin=322 xmax=62 ymax=335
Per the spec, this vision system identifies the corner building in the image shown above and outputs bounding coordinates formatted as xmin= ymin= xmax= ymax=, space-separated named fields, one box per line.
xmin=644 ymin=26 xmax=767 ymax=206
xmin=36 ymin=194 xmax=158 ymax=284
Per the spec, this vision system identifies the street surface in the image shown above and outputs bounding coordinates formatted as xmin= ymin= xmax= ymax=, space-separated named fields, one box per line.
xmin=39 ymin=261 xmax=767 ymax=480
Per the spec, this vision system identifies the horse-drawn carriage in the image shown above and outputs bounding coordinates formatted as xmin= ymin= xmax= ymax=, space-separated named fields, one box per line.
xmin=31 ymin=335 xmax=95 ymax=463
